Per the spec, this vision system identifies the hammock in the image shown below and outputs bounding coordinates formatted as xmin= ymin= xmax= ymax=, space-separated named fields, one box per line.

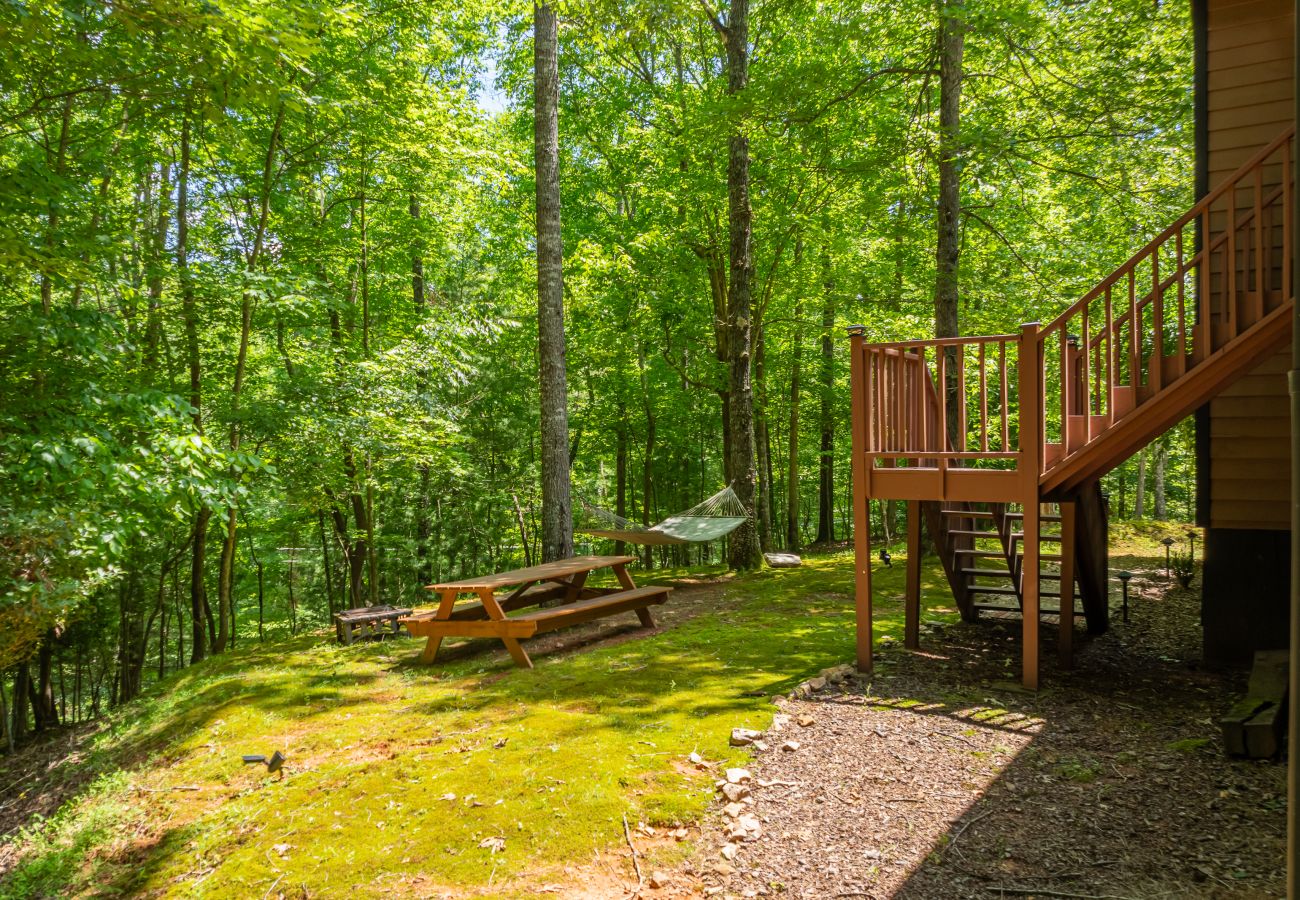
xmin=578 ymin=486 xmax=749 ymax=545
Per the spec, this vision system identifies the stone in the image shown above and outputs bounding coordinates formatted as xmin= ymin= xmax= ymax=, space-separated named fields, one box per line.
xmin=725 ymin=767 xmax=752 ymax=784
xmin=730 ymin=727 xmax=763 ymax=747
xmin=648 ymin=871 xmax=669 ymax=889
xmin=763 ymin=552 xmax=802 ymax=568
xmin=781 ymin=740 xmax=801 ymax=752
xmin=720 ymin=843 xmax=739 ymax=861
xmin=796 ymin=715 xmax=815 ymax=728
xmin=719 ymin=782 xmax=751 ymax=802
xmin=807 ymin=677 xmax=827 ymax=691
xmin=723 ymin=802 xmax=746 ymax=819
xmin=820 ymin=664 xmax=855 ymax=683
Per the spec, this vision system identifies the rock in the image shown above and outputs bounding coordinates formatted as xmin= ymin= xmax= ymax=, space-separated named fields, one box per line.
xmin=725 ymin=767 xmax=752 ymax=785
xmin=730 ymin=727 xmax=763 ymax=747
xmin=723 ymin=802 xmax=746 ymax=819
xmin=763 ymin=552 xmax=802 ymax=568
xmin=719 ymin=782 xmax=751 ymax=802
xmin=807 ymin=677 xmax=827 ymax=691
xmin=720 ymin=843 xmax=739 ymax=861
xmin=820 ymin=664 xmax=854 ymax=683
xmin=770 ymin=714 xmax=790 ymax=732
xmin=648 ymin=871 xmax=669 ymax=889
xmin=752 ymin=740 xmax=768 ymax=751
xmin=781 ymin=740 xmax=801 ymax=752
xmin=880 ymin=635 xmax=899 ymax=648
xmin=796 ymin=715 xmax=815 ymax=728
xmin=728 ymin=813 xmax=762 ymax=841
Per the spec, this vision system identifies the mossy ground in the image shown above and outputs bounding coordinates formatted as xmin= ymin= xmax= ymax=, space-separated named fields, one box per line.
xmin=0 ymin=549 xmax=962 ymax=899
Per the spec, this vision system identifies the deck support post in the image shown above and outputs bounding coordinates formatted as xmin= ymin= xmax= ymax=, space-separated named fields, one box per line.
xmin=905 ymin=500 xmax=922 ymax=649
xmin=848 ymin=325 xmax=874 ymax=674
xmin=1019 ymin=323 xmax=1043 ymax=690
xmin=1058 ymin=500 xmax=1077 ymax=668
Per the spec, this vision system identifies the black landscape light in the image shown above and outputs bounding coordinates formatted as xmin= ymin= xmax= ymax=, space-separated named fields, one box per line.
xmin=1186 ymin=530 xmax=1199 ymax=563
xmin=1160 ymin=537 xmax=1175 ymax=577
xmin=1117 ymin=571 xmax=1133 ymax=624
xmin=243 ymin=751 xmax=286 ymax=777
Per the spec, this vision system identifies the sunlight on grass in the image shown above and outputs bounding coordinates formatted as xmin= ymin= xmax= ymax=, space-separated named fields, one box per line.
xmin=0 ymin=551 xmax=959 ymax=898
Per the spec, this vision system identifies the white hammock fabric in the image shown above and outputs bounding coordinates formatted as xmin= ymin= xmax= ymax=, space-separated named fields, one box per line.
xmin=578 ymin=486 xmax=749 ymax=545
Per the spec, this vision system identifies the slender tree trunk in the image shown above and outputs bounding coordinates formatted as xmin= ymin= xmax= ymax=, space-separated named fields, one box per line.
xmin=816 ymin=251 xmax=836 ymax=544
xmin=615 ymin=411 xmax=628 ymax=558
xmin=716 ymin=0 xmax=761 ymax=570
xmin=935 ymin=0 xmax=965 ymax=449
xmin=787 ymin=295 xmax=804 ymax=551
xmin=216 ymin=103 xmax=284 ymax=653
xmin=534 ymin=1 xmax=573 ymax=562
xmin=755 ymin=328 xmax=774 ymax=551
xmin=34 ymin=632 xmax=59 ymax=730
xmin=178 ymin=110 xmax=209 ymax=665
xmin=1154 ymin=442 xmax=1168 ymax=520
xmin=1134 ymin=448 xmax=1147 ymax=519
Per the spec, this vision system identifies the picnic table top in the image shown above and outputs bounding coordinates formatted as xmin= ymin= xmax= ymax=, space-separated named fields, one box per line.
xmin=428 ymin=555 xmax=637 ymax=592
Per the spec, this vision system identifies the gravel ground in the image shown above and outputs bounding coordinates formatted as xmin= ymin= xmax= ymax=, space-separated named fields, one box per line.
xmin=689 ymin=566 xmax=1286 ymax=900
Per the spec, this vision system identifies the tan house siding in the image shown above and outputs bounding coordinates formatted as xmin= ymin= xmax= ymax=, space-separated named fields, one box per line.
xmin=1206 ymin=0 xmax=1293 ymax=531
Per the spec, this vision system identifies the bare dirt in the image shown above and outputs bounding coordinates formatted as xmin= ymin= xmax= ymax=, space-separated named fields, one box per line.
xmin=680 ymin=561 xmax=1286 ymax=900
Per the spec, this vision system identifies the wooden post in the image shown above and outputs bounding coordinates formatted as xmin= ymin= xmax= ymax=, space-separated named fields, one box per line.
xmin=848 ymin=325 xmax=873 ymax=674
xmin=905 ymin=500 xmax=922 ymax=649
xmin=1058 ymin=500 xmax=1077 ymax=668
xmin=1018 ymin=323 xmax=1043 ymax=690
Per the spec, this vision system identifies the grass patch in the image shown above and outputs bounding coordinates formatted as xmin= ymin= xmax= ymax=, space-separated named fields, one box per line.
xmin=0 ymin=550 xmax=957 ymax=898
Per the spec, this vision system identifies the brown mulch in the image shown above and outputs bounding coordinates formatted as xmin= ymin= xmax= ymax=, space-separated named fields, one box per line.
xmin=691 ymin=560 xmax=1285 ymax=900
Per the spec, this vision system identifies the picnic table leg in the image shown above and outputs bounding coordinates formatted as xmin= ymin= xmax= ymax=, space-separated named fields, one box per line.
xmin=635 ymin=607 xmax=656 ymax=628
xmin=475 ymin=588 xmax=535 ymax=669
xmin=420 ymin=636 xmax=444 ymax=664
xmin=613 ymin=564 xmax=654 ymax=628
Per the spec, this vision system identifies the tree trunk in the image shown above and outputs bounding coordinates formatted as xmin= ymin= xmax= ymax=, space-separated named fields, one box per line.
xmin=1154 ymin=441 xmax=1168 ymax=520
xmin=12 ymin=665 xmax=29 ymax=744
xmin=177 ymin=110 xmax=210 ymax=665
xmin=639 ymin=347 xmax=658 ymax=569
xmin=816 ymin=251 xmax=836 ymax=544
xmin=615 ymin=410 xmax=628 ymax=558
xmin=787 ymin=293 xmax=804 ymax=552
xmin=754 ymin=328 xmax=774 ymax=552
xmin=534 ymin=1 xmax=574 ymax=563
xmin=33 ymin=632 xmax=59 ymax=730
xmin=935 ymin=0 xmax=965 ymax=449
xmin=719 ymin=0 xmax=761 ymax=571
xmin=1134 ymin=448 xmax=1147 ymax=519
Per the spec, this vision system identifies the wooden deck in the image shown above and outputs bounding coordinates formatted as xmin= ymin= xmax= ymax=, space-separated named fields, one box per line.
xmin=848 ymin=126 xmax=1295 ymax=690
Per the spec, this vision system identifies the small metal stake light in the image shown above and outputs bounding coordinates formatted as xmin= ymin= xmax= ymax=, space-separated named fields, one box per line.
xmin=1117 ymin=571 xmax=1133 ymax=624
xmin=1187 ymin=529 xmax=1199 ymax=564
xmin=1160 ymin=537 xmax=1175 ymax=578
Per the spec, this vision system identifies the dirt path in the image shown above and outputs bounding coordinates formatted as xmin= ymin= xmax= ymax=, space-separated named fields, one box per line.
xmin=684 ymin=565 xmax=1285 ymax=900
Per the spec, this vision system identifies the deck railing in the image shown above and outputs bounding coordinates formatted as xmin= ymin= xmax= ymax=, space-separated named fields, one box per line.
xmin=1035 ymin=126 xmax=1294 ymax=473
xmin=850 ymin=125 xmax=1294 ymax=495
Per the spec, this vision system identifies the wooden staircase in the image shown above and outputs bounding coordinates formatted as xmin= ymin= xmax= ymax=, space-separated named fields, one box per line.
xmin=848 ymin=126 xmax=1295 ymax=689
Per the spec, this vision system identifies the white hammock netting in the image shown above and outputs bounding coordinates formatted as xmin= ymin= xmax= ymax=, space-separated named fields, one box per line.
xmin=578 ymin=486 xmax=749 ymax=545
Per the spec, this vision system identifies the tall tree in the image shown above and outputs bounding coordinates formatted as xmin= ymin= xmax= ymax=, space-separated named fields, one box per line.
xmin=706 ymin=0 xmax=762 ymax=570
xmin=934 ymin=0 xmax=965 ymax=449
xmin=535 ymin=0 xmax=574 ymax=562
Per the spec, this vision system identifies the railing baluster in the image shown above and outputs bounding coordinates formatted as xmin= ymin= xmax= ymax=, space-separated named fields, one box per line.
xmin=1285 ymin=137 xmax=1293 ymax=306
xmin=937 ymin=345 xmax=947 ymax=452
xmin=1199 ymin=207 xmax=1212 ymax=359
xmin=1081 ymin=297 xmax=1091 ymax=420
xmin=999 ymin=341 xmax=1009 ymax=451
xmin=1151 ymin=244 xmax=1163 ymax=392
xmin=1175 ymin=227 xmax=1187 ymax=360
xmin=1059 ymin=325 xmax=1069 ymax=453
xmin=958 ymin=344 xmax=967 ymax=451
xmin=1227 ymin=183 xmax=1237 ymax=339
xmin=1254 ymin=163 xmax=1265 ymax=324
xmin=979 ymin=342 xmax=988 ymax=452
xmin=1128 ymin=268 xmax=1139 ymax=389
xmin=1104 ymin=286 xmax=1113 ymax=415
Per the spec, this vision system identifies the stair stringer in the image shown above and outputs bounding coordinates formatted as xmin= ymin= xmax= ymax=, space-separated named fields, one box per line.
xmin=920 ymin=500 xmax=977 ymax=623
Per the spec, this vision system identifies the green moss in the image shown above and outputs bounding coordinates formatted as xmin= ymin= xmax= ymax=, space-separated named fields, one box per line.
xmin=1166 ymin=737 xmax=1212 ymax=753
xmin=0 ymin=551 xmax=955 ymax=898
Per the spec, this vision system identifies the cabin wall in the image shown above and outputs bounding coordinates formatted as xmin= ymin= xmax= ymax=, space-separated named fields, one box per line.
xmin=1197 ymin=0 xmax=1294 ymax=665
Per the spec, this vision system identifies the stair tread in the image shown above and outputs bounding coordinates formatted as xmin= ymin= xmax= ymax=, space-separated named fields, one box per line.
xmin=969 ymin=585 xmax=1074 ymax=599
xmin=960 ymin=568 xmax=1013 ymax=578
xmin=1010 ymin=532 xmax=1063 ymax=542
xmin=941 ymin=509 xmax=994 ymax=519
xmin=953 ymin=550 xmax=1005 ymax=558
xmin=949 ymin=529 xmax=1001 ymax=538
xmin=1006 ymin=512 xmax=1063 ymax=522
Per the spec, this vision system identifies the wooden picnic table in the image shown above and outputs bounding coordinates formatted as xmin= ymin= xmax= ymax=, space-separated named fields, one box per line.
xmin=334 ymin=605 xmax=413 ymax=644
xmin=400 ymin=555 xmax=671 ymax=669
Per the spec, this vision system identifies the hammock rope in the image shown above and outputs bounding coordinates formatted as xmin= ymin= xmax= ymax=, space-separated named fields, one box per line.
xmin=578 ymin=486 xmax=749 ymax=545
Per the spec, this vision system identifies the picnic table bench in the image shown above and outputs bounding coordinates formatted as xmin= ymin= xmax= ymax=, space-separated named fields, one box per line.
xmin=334 ymin=605 xmax=413 ymax=644
xmin=400 ymin=555 xmax=671 ymax=669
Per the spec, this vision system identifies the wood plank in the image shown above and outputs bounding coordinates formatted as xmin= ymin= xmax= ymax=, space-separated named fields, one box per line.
xmin=1209 ymin=436 xmax=1291 ymax=459
xmin=1212 ymin=477 xmax=1295 ymax=501
xmin=429 ymin=555 xmax=637 ymax=591
xmin=401 ymin=617 xmax=539 ymax=638
xmin=517 ymin=586 xmax=670 ymax=634
xmin=1211 ymin=457 xmax=1292 ymax=480
xmin=1205 ymin=15 xmax=1294 ymax=51
xmin=1208 ymin=55 xmax=1293 ymax=91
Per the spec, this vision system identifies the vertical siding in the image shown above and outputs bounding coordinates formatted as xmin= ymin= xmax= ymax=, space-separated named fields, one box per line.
xmin=1206 ymin=0 xmax=1293 ymax=531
